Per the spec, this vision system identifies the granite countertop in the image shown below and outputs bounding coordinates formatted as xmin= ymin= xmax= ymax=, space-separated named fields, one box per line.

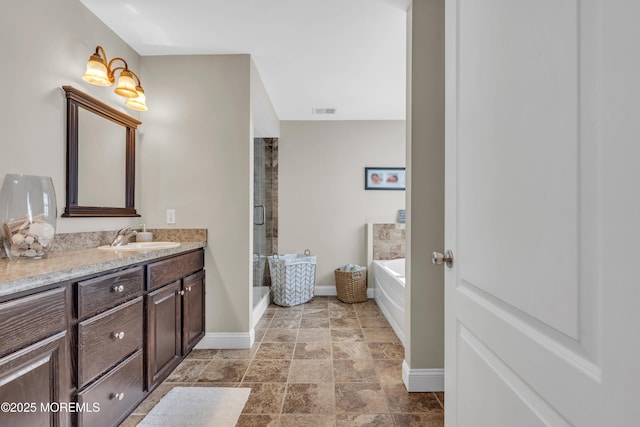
xmin=0 ymin=242 xmax=206 ymax=298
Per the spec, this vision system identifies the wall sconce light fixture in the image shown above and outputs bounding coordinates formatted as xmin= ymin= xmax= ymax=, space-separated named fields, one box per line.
xmin=82 ymin=46 xmax=148 ymax=111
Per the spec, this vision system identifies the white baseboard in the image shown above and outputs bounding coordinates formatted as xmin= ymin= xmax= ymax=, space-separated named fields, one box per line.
xmin=402 ymin=360 xmax=444 ymax=392
xmin=194 ymin=331 xmax=254 ymax=349
xmin=314 ymin=285 xmax=375 ymax=299
xmin=252 ymin=292 xmax=270 ymax=328
xmin=313 ymin=285 xmax=337 ymax=296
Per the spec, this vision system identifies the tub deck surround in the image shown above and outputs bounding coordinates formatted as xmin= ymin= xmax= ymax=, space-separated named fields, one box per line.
xmin=0 ymin=228 xmax=207 ymax=298
xmin=365 ymin=224 xmax=407 ymax=344
xmin=365 ymin=223 xmax=406 ymax=289
xmin=372 ymin=259 xmax=406 ymax=346
xmin=372 ymin=223 xmax=406 ymax=261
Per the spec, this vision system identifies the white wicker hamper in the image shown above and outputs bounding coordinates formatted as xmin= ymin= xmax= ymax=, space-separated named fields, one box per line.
xmin=268 ymin=250 xmax=317 ymax=306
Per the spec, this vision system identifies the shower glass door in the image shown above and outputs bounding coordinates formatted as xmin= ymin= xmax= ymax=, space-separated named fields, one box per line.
xmin=253 ymin=138 xmax=269 ymax=308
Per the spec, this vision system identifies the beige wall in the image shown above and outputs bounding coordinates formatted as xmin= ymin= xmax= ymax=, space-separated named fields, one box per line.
xmin=251 ymin=61 xmax=281 ymax=138
xmin=0 ymin=0 xmax=143 ymax=233
xmin=405 ymin=0 xmax=445 ymax=373
xmin=139 ymin=54 xmax=259 ymax=333
xmin=279 ymin=120 xmax=405 ymax=285
xmin=0 ymin=0 xmax=278 ymax=336
xmin=0 ymin=0 xmax=414 ymax=348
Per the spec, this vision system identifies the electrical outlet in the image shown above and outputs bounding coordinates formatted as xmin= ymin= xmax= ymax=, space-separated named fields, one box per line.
xmin=166 ymin=209 xmax=176 ymax=224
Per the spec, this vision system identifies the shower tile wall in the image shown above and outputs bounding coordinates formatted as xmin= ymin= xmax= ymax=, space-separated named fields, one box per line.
xmin=258 ymin=138 xmax=278 ymax=288
xmin=372 ymin=224 xmax=405 ymax=260
xmin=264 ymin=138 xmax=278 ymax=257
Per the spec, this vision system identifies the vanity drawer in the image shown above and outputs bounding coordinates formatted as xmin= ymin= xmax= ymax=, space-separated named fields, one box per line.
xmin=147 ymin=249 xmax=204 ymax=290
xmin=0 ymin=286 xmax=67 ymax=356
xmin=77 ymin=350 xmax=144 ymax=427
xmin=77 ymin=266 xmax=143 ymax=318
xmin=78 ymin=297 xmax=143 ymax=388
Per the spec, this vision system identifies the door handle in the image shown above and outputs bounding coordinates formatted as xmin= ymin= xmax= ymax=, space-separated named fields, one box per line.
xmin=432 ymin=249 xmax=454 ymax=268
xmin=254 ymin=205 xmax=265 ymax=225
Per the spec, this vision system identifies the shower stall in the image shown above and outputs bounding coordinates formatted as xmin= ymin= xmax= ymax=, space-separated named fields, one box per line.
xmin=253 ymin=138 xmax=278 ymax=315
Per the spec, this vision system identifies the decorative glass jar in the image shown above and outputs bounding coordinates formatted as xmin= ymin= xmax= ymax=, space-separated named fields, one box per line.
xmin=0 ymin=174 xmax=57 ymax=259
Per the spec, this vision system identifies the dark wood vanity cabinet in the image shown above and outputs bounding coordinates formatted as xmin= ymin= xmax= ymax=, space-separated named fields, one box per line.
xmin=0 ymin=287 xmax=70 ymax=427
xmin=0 ymin=248 xmax=205 ymax=427
xmin=76 ymin=350 xmax=144 ymax=427
xmin=75 ymin=268 xmax=145 ymax=427
xmin=183 ymin=270 xmax=206 ymax=354
xmin=146 ymin=251 xmax=205 ymax=389
xmin=146 ymin=280 xmax=182 ymax=389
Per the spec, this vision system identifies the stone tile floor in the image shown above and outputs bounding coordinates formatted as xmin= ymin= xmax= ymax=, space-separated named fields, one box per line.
xmin=120 ymin=297 xmax=444 ymax=426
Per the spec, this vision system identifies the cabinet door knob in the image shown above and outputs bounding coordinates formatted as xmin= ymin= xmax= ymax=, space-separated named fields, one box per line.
xmin=111 ymin=331 xmax=125 ymax=339
xmin=188 ymin=286 xmax=192 ymax=292
xmin=112 ymin=285 xmax=125 ymax=293
xmin=179 ymin=290 xmax=185 ymax=296
xmin=111 ymin=392 xmax=125 ymax=401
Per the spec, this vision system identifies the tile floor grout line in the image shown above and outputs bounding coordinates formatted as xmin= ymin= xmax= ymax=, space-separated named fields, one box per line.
xmin=190 ymin=356 xmax=215 ymax=384
xmin=123 ymin=297 xmax=443 ymax=426
xmin=237 ymin=345 xmax=255 ymax=385
xmin=434 ymin=391 xmax=445 ymax=410
xmin=328 ymin=312 xmax=337 ymax=423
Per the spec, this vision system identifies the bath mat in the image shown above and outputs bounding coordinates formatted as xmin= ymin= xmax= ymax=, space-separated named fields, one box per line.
xmin=137 ymin=387 xmax=251 ymax=427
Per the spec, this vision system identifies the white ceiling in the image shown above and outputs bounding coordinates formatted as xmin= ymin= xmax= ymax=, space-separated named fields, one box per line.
xmin=80 ymin=0 xmax=409 ymax=121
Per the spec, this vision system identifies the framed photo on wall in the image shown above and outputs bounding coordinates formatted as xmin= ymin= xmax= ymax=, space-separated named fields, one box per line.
xmin=365 ymin=167 xmax=406 ymax=190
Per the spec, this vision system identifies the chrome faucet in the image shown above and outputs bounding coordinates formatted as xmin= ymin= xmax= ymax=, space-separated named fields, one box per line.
xmin=110 ymin=226 xmax=138 ymax=247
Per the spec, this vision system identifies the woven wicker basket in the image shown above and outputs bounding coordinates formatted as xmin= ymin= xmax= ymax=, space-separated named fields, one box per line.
xmin=335 ymin=268 xmax=368 ymax=303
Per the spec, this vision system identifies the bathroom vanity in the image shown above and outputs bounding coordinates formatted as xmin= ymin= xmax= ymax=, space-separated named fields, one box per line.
xmin=0 ymin=244 xmax=205 ymax=427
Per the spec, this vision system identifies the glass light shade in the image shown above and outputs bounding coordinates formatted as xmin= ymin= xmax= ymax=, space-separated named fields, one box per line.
xmin=125 ymin=87 xmax=148 ymax=111
xmin=0 ymin=174 xmax=57 ymax=259
xmin=82 ymin=55 xmax=111 ymax=86
xmin=114 ymin=70 xmax=138 ymax=97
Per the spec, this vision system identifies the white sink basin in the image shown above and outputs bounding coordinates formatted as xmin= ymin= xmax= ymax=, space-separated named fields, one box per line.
xmin=97 ymin=242 xmax=180 ymax=251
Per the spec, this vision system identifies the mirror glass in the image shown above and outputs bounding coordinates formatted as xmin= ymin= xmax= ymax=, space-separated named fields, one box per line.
xmin=77 ymin=107 xmax=126 ymax=207
xmin=63 ymin=86 xmax=141 ymax=217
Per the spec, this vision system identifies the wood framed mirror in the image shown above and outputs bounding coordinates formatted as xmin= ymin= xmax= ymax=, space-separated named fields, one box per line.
xmin=62 ymin=86 xmax=141 ymax=217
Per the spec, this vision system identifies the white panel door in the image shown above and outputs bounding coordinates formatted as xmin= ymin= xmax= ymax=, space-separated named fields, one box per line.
xmin=444 ymin=0 xmax=640 ymax=425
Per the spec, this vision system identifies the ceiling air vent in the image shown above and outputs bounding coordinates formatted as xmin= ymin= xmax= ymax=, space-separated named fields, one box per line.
xmin=312 ymin=107 xmax=337 ymax=115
